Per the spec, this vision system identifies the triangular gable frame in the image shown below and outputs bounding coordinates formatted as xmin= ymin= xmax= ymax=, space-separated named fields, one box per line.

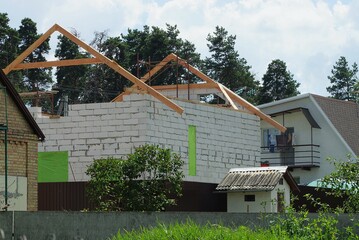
xmin=113 ymin=53 xmax=286 ymax=133
xmin=3 ymin=24 xmax=184 ymax=114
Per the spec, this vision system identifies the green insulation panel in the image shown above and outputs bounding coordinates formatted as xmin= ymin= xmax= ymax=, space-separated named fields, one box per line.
xmin=188 ymin=125 xmax=197 ymax=176
xmin=38 ymin=151 xmax=68 ymax=182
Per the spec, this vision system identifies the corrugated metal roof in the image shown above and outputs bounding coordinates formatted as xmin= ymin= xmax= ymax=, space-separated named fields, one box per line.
xmin=216 ymin=167 xmax=287 ymax=192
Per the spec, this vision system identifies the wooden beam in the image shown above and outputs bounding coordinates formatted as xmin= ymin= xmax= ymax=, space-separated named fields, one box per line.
xmin=152 ymin=83 xmax=218 ymax=90
xmin=140 ymin=54 xmax=174 ymax=82
xmin=217 ymin=83 xmax=238 ymax=110
xmin=12 ymin=58 xmax=102 ymax=70
xmin=222 ymin=85 xmax=287 ymax=133
xmin=3 ymin=24 xmax=59 ymax=75
xmin=142 ymin=53 xmax=286 ymax=132
xmin=55 ymin=24 xmax=184 ymax=114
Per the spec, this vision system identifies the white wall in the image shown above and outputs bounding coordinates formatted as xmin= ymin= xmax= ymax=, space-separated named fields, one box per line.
xmin=259 ymin=95 xmax=354 ymax=184
xmin=32 ymin=93 xmax=261 ymax=183
xmin=227 ymin=177 xmax=291 ymax=213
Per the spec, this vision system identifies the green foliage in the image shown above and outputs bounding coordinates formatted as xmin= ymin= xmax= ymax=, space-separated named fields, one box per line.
xmin=327 ymin=56 xmax=358 ymax=102
xmin=0 ymin=12 xmax=22 ymax=89
xmin=86 ymin=145 xmax=184 ymax=211
xmin=112 ymin=220 xmax=287 ymax=240
xmin=258 ymin=59 xmax=300 ymax=104
xmin=321 ymin=155 xmax=359 ymax=213
xmin=121 ymin=24 xmax=202 ymax=86
xmin=54 ymin=31 xmax=90 ymax=105
xmin=18 ymin=17 xmax=52 ymax=94
xmin=81 ymin=31 xmax=131 ymax=103
xmin=111 ymin=214 xmax=359 ymax=240
xmin=205 ymin=26 xmax=259 ymax=103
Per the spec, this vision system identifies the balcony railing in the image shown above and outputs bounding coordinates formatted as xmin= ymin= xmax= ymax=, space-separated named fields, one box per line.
xmin=260 ymin=144 xmax=320 ymax=168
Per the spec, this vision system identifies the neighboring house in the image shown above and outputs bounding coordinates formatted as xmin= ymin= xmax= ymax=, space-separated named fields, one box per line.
xmin=0 ymin=70 xmax=45 ymax=211
xmin=258 ymin=93 xmax=359 ymax=185
xmin=216 ymin=166 xmax=298 ymax=213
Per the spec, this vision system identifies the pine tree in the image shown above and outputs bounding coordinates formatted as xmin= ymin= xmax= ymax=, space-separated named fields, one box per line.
xmin=327 ymin=56 xmax=358 ymax=101
xmin=0 ymin=13 xmax=22 ymax=89
xmin=18 ymin=17 xmax=52 ymax=95
xmin=205 ymin=26 xmax=258 ymax=103
xmin=258 ymin=59 xmax=300 ymax=104
xmin=55 ymin=31 xmax=89 ymax=105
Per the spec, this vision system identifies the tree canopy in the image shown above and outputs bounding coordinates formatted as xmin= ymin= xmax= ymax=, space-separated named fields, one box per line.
xmin=18 ymin=17 xmax=52 ymax=95
xmin=258 ymin=59 xmax=300 ymax=104
xmin=54 ymin=31 xmax=89 ymax=105
xmin=321 ymin=155 xmax=359 ymax=213
xmin=86 ymin=145 xmax=184 ymax=211
xmin=0 ymin=13 xmax=22 ymax=89
xmin=205 ymin=26 xmax=258 ymax=103
xmin=326 ymin=56 xmax=358 ymax=102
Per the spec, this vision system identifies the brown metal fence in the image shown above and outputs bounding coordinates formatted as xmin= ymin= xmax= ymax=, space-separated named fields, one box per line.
xmin=38 ymin=181 xmax=227 ymax=211
xmin=38 ymin=182 xmax=95 ymax=211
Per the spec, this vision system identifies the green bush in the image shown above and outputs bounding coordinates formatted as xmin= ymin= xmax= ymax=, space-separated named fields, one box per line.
xmin=86 ymin=144 xmax=184 ymax=211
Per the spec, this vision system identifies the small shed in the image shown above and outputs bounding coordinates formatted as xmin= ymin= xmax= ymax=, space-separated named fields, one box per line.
xmin=216 ymin=166 xmax=299 ymax=213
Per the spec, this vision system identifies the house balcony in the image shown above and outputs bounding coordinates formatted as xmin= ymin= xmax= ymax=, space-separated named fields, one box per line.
xmin=260 ymin=144 xmax=320 ymax=169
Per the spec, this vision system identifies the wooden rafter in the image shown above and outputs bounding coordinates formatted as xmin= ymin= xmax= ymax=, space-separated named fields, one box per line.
xmin=12 ymin=58 xmax=102 ymax=70
xmin=3 ymin=24 xmax=184 ymax=115
xmin=118 ymin=53 xmax=286 ymax=133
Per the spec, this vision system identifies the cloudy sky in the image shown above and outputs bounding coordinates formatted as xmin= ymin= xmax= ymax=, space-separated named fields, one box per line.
xmin=2 ymin=0 xmax=359 ymax=96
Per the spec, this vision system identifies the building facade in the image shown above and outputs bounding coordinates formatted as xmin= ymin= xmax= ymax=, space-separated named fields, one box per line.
xmin=0 ymin=70 xmax=45 ymax=210
xmin=258 ymin=93 xmax=359 ymax=185
xmin=32 ymin=93 xmax=261 ymax=184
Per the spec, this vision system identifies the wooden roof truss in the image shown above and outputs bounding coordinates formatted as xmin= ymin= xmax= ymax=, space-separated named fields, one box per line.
xmin=3 ymin=24 xmax=285 ymax=132
xmin=112 ymin=53 xmax=286 ymax=132
xmin=3 ymin=24 xmax=184 ymax=114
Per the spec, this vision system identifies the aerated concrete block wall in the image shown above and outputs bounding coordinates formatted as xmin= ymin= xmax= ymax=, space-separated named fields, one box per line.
xmin=32 ymin=94 xmax=260 ymax=183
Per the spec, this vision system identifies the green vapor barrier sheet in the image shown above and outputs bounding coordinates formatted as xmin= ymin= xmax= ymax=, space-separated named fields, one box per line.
xmin=188 ymin=125 xmax=197 ymax=176
xmin=38 ymin=151 xmax=68 ymax=182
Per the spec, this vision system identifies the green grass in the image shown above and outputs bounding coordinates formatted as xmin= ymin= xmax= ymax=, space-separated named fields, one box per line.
xmin=111 ymin=212 xmax=359 ymax=240
xmin=111 ymin=221 xmax=291 ymax=240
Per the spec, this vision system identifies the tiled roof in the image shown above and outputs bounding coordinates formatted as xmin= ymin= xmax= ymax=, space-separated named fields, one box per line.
xmin=312 ymin=95 xmax=359 ymax=156
xmin=216 ymin=166 xmax=298 ymax=192
xmin=0 ymin=70 xmax=45 ymax=141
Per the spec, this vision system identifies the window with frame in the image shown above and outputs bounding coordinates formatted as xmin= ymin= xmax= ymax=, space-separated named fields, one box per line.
xmin=244 ymin=194 xmax=255 ymax=202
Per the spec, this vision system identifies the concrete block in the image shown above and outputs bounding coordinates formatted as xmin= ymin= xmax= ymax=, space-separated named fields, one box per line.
xmin=101 ymin=114 xmax=115 ymax=121
xmin=59 ymin=145 xmax=73 ymax=151
xmin=79 ymin=133 xmax=94 ymax=139
xmin=86 ymin=103 xmax=102 ymax=110
xmin=95 ymin=132 xmax=109 ymax=138
xmin=79 ymin=109 xmax=94 ymax=116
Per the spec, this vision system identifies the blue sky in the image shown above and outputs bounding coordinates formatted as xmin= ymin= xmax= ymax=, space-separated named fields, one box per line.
xmin=2 ymin=0 xmax=359 ymax=96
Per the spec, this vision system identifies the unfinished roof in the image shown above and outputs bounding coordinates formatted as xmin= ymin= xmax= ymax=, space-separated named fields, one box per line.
xmin=216 ymin=166 xmax=299 ymax=192
xmin=312 ymin=94 xmax=359 ymax=156
xmin=3 ymin=24 xmax=285 ymax=132
xmin=112 ymin=53 xmax=287 ymax=133
xmin=0 ymin=69 xmax=45 ymax=141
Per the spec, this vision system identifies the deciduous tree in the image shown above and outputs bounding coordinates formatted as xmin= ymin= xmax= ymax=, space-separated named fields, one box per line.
xmin=321 ymin=155 xmax=359 ymax=213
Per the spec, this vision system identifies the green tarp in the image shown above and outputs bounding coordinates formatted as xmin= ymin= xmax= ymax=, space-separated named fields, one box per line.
xmin=38 ymin=151 xmax=68 ymax=182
